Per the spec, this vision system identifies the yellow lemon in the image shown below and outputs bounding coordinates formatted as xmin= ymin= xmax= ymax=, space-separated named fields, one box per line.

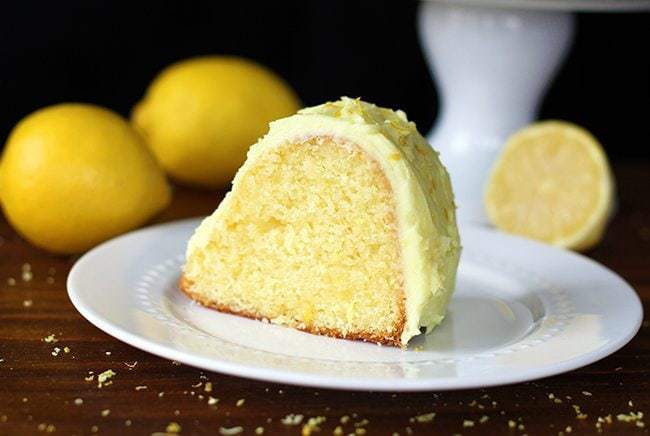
xmin=132 ymin=56 xmax=301 ymax=188
xmin=0 ymin=104 xmax=171 ymax=254
xmin=484 ymin=121 xmax=614 ymax=251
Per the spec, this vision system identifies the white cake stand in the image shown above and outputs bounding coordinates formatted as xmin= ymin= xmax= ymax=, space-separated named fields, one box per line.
xmin=418 ymin=0 xmax=650 ymax=224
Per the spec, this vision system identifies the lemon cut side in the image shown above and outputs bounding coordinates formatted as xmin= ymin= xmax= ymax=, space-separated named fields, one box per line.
xmin=485 ymin=121 xmax=614 ymax=251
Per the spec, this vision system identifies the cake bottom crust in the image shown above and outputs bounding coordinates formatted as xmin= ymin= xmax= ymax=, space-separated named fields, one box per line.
xmin=179 ymin=275 xmax=404 ymax=347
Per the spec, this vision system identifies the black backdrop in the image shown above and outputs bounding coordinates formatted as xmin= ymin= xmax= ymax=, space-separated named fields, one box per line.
xmin=1 ymin=1 xmax=648 ymax=159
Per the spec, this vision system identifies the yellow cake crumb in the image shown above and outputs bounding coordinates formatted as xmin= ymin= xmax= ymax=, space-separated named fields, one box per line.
xmin=354 ymin=419 xmax=369 ymax=428
xmin=282 ymin=414 xmax=304 ymax=426
xmin=97 ymin=369 xmax=115 ymax=388
xmin=616 ymin=411 xmax=643 ymax=423
xmin=411 ymin=412 xmax=435 ymax=423
xmin=166 ymin=422 xmax=181 ymax=433
xmin=43 ymin=334 xmax=58 ymax=343
xmin=219 ymin=426 xmax=243 ymax=435
xmin=302 ymin=416 xmax=326 ymax=435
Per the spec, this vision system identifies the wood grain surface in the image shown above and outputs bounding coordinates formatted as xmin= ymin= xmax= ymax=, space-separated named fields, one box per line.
xmin=1 ymin=162 xmax=648 ymax=436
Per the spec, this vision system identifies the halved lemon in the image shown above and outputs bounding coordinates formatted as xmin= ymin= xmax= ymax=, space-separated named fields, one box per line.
xmin=484 ymin=121 xmax=614 ymax=251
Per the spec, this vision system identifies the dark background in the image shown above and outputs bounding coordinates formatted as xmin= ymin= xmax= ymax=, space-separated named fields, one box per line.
xmin=1 ymin=1 xmax=648 ymax=159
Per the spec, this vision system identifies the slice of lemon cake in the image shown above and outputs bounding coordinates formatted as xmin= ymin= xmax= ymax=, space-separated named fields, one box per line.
xmin=181 ymin=97 xmax=461 ymax=347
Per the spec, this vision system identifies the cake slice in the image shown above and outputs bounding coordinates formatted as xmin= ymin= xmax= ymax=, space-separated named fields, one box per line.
xmin=181 ymin=97 xmax=460 ymax=347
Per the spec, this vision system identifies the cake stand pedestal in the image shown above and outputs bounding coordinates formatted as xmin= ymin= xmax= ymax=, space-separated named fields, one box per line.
xmin=418 ymin=0 xmax=650 ymax=224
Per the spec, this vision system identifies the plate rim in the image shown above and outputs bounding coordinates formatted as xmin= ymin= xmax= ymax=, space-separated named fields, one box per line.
xmin=67 ymin=217 xmax=643 ymax=391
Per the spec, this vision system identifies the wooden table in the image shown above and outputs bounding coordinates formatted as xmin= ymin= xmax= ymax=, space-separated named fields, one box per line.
xmin=1 ymin=162 xmax=648 ymax=436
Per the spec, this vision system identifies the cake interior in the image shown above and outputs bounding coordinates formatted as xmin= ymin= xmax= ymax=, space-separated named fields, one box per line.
xmin=183 ymin=135 xmax=406 ymax=344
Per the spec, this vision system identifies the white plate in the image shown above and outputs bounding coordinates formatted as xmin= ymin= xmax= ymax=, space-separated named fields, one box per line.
xmin=68 ymin=218 xmax=642 ymax=391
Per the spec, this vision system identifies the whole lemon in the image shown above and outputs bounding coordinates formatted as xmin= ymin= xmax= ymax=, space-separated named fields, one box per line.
xmin=0 ymin=104 xmax=172 ymax=254
xmin=131 ymin=56 xmax=301 ymax=188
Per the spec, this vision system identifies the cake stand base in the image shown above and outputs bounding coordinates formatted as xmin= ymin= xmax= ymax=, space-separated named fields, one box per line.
xmin=419 ymin=2 xmax=575 ymax=224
